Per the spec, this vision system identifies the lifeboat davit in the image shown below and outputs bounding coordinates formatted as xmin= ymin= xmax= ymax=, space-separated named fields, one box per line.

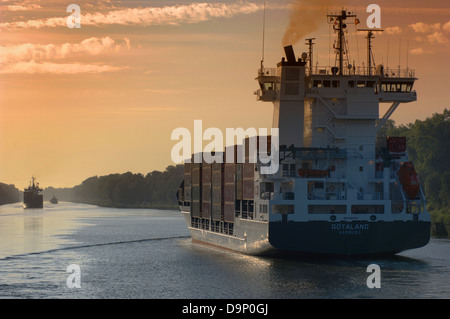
xmin=397 ymin=162 xmax=420 ymax=199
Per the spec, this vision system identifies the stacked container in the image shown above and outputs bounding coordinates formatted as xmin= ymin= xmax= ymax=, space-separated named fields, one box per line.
xmin=184 ymin=161 xmax=191 ymax=205
xmin=211 ymin=153 xmax=224 ymax=221
xmin=202 ymin=160 xmax=212 ymax=219
xmin=224 ymin=148 xmax=236 ymax=223
xmin=191 ymin=154 xmax=202 ymax=218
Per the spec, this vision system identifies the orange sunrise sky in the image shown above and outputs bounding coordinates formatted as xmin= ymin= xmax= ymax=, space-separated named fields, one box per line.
xmin=0 ymin=0 xmax=449 ymax=188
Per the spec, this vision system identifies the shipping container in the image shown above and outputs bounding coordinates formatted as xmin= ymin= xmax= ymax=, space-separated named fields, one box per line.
xmin=224 ymin=202 xmax=235 ymax=223
xmin=184 ymin=186 xmax=191 ymax=201
xmin=225 ymin=144 xmax=244 ymax=163
xmin=243 ymin=179 xmax=254 ymax=200
xmin=184 ymin=162 xmax=192 ymax=188
xmin=202 ymin=201 xmax=211 ymax=219
xmin=236 ymin=164 xmax=243 ymax=182
xmin=212 ymin=170 xmax=223 ymax=188
xmin=192 ymin=165 xmax=201 ymax=185
xmin=387 ymin=137 xmax=406 ymax=153
xmin=191 ymin=200 xmax=201 ymax=218
xmin=192 ymin=185 xmax=201 ymax=201
xmin=191 ymin=152 xmax=203 ymax=164
xmin=236 ymin=181 xmax=243 ymax=200
xmin=244 ymin=135 xmax=272 ymax=162
xmin=224 ymin=183 xmax=235 ymax=202
xmin=212 ymin=161 xmax=223 ymax=172
xmin=184 ymin=173 xmax=192 ymax=188
xmin=184 ymin=162 xmax=192 ymax=174
xmin=243 ymin=163 xmax=255 ymax=179
xmin=202 ymin=183 xmax=211 ymax=201
xmin=212 ymin=186 xmax=222 ymax=204
xmin=212 ymin=203 xmax=223 ymax=221
xmin=224 ymin=163 xmax=235 ymax=183
xmin=202 ymin=163 xmax=212 ymax=184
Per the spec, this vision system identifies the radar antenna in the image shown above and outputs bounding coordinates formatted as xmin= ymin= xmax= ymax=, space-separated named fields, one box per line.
xmin=357 ymin=28 xmax=384 ymax=75
xmin=305 ymin=38 xmax=316 ymax=75
xmin=327 ymin=10 xmax=358 ymax=75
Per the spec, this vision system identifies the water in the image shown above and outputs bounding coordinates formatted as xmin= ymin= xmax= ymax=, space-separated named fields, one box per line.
xmin=1 ymin=202 xmax=449 ymax=299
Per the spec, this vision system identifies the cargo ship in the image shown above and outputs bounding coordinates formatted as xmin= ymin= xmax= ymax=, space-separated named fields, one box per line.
xmin=177 ymin=10 xmax=430 ymax=255
xmin=23 ymin=176 xmax=44 ymax=209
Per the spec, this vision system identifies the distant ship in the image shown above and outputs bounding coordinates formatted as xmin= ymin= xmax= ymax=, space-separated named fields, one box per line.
xmin=177 ymin=10 xmax=430 ymax=256
xmin=49 ymin=196 xmax=58 ymax=204
xmin=23 ymin=176 xmax=43 ymax=209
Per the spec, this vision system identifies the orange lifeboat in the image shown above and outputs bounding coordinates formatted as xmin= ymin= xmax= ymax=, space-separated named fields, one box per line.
xmin=397 ymin=162 xmax=420 ymax=199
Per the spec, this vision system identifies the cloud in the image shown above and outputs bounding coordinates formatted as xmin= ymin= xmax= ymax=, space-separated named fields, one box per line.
xmin=385 ymin=26 xmax=402 ymax=35
xmin=0 ymin=37 xmax=130 ymax=64
xmin=410 ymin=48 xmax=433 ymax=55
xmin=409 ymin=22 xmax=441 ymax=33
xmin=0 ymin=1 xmax=263 ymax=30
xmin=0 ymin=37 xmax=130 ymax=74
xmin=0 ymin=60 xmax=127 ymax=74
xmin=427 ymin=32 xmax=449 ymax=44
xmin=6 ymin=4 xmax=41 ymax=11
xmin=443 ymin=21 xmax=450 ymax=33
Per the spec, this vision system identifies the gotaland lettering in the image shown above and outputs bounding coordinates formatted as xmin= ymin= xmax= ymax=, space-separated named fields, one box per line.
xmin=331 ymin=223 xmax=369 ymax=230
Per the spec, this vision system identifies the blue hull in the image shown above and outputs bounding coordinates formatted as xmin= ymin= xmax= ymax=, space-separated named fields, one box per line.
xmin=268 ymin=221 xmax=431 ymax=256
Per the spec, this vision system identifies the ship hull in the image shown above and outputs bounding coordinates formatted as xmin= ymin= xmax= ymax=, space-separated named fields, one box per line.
xmin=268 ymin=221 xmax=431 ymax=256
xmin=23 ymin=202 xmax=43 ymax=209
xmin=23 ymin=195 xmax=43 ymax=209
xmin=182 ymin=211 xmax=274 ymax=255
xmin=182 ymin=211 xmax=430 ymax=256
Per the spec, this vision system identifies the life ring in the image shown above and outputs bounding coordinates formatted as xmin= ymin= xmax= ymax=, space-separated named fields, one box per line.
xmin=329 ymin=185 xmax=335 ymax=192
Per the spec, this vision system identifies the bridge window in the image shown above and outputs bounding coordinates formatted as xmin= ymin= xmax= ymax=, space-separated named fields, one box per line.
xmin=381 ymin=82 xmax=413 ymax=93
xmin=367 ymin=81 xmax=376 ymax=88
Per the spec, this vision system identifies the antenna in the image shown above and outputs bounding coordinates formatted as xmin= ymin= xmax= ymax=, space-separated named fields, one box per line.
xmin=357 ymin=28 xmax=383 ymax=75
xmin=406 ymin=39 xmax=409 ymax=69
xmin=387 ymin=39 xmax=390 ymax=70
xmin=305 ymin=38 xmax=316 ymax=74
xmin=328 ymin=10 xmax=357 ymax=75
xmin=261 ymin=1 xmax=266 ymax=70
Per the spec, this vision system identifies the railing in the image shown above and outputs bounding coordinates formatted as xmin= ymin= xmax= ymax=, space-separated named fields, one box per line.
xmin=307 ymin=65 xmax=415 ymax=78
xmin=258 ymin=65 xmax=415 ymax=78
xmin=258 ymin=67 xmax=278 ymax=77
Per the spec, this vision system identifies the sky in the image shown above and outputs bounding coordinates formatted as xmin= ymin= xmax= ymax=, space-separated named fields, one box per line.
xmin=0 ymin=0 xmax=449 ymax=188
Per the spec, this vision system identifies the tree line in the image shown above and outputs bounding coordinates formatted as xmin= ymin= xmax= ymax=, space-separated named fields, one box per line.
xmin=0 ymin=183 xmax=21 ymax=205
xmin=43 ymin=165 xmax=184 ymax=209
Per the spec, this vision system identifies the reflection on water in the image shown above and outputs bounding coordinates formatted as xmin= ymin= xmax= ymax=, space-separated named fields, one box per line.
xmin=0 ymin=202 xmax=449 ymax=299
xmin=0 ymin=203 xmax=93 ymax=259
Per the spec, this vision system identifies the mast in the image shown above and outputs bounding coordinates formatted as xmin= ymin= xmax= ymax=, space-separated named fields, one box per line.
xmin=305 ymin=38 xmax=315 ymax=74
xmin=327 ymin=10 xmax=357 ymax=75
xmin=260 ymin=1 xmax=266 ymax=71
xmin=357 ymin=29 xmax=383 ymax=75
